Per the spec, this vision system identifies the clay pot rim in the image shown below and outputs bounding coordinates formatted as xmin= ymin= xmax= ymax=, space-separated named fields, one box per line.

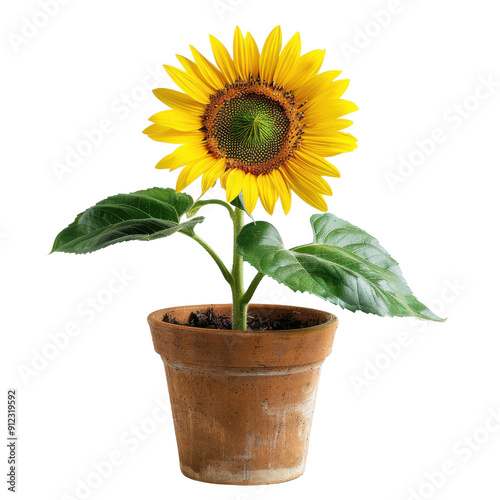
xmin=147 ymin=303 xmax=338 ymax=336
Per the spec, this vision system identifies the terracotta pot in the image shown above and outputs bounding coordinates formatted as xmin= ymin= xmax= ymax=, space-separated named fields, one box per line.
xmin=148 ymin=303 xmax=338 ymax=485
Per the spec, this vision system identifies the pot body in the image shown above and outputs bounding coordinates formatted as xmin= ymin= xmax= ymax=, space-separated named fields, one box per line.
xmin=148 ymin=304 xmax=337 ymax=485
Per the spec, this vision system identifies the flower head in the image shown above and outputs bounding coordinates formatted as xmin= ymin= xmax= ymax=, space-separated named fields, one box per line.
xmin=144 ymin=26 xmax=358 ymax=214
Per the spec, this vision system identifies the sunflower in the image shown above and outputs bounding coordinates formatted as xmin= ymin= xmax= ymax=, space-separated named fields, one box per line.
xmin=143 ymin=26 xmax=358 ymax=215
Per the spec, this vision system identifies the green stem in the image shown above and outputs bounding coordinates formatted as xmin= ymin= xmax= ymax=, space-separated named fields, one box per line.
xmin=231 ymin=207 xmax=247 ymax=330
xmin=241 ymin=272 xmax=265 ymax=306
xmin=186 ymin=203 xmax=265 ymax=331
xmin=190 ymin=199 xmax=234 ymax=218
xmin=188 ymin=234 xmax=233 ymax=286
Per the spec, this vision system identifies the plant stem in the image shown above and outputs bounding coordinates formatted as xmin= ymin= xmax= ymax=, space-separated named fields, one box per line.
xmin=231 ymin=207 xmax=247 ymax=330
xmin=189 ymin=234 xmax=233 ymax=286
xmin=241 ymin=272 xmax=265 ymax=306
xmin=190 ymin=199 xmax=234 ymax=218
xmin=186 ymin=202 xmax=265 ymax=331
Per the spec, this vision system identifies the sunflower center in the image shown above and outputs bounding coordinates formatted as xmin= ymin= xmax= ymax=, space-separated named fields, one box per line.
xmin=231 ymin=109 xmax=275 ymax=148
xmin=212 ymin=94 xmax=289 ymax=165
xmin=204 ymin=80 xmax=305 ymax=175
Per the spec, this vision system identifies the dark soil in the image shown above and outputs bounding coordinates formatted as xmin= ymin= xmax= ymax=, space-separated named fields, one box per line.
xmin=163 ymin=307 xmax=321 ymax=331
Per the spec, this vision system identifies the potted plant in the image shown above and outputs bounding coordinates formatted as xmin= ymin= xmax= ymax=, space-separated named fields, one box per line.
xmin=52 ymin=26 xmax=443 ymax=485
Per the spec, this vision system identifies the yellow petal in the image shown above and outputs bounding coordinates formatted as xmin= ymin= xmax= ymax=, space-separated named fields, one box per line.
xmin=176 ymin=165 xmax=193 ymax=192
xmin=233 ymin=26 xmax=248 ymax=80
xmin=143 ymin=123 xmax=162 ymax=135
xmin=189 ymin=45 xmax=226 ymax=89
xmin=245 ymin=32 xmax=260 ymax=79
xmin=220 ymin=168 xmax=231 ymax=189
xmin=274 ymin=32 xmax=301 ymax=84
xmin=169 ymin=143 xmax=209 ymax=171
xmin=282 ymin=49 xmax=325 ymax=91
xmin=281 ymin=168 xmax=328 ymax=212
xmin=148 ymin=110 xmax=202 ymax=131
xmin=242 ymin=173 xmax=258 ymax=214
xmin=257 ymin=173 xmax=278 ymax=215
xmin=176 ymin=156 xmax=216 ymax=192
xmin=283 ymin=163 xmax=332 ymax=195
xmin=201 ymin=158 xmax=226 ymax=193
xmin=305 ymin=99 xmax=359 ymax=123
xmin=322 ymin=79 xmax=350 ymax=100
xmin=225 ymin=168 xmax=246 ymax=202
xmin=305 ymin=119 xmax=354 ymax=136
xmin=302 ymin=81 xmax=352 ymax=112
xmin=304 ymin=128 xmax=357 ymax=144
xmin=209 ymin=34 xmax=237 ymax=83
xmin=301 ymin=134 xmax=358 ymax=157
xmin=152 ymin=88 xmax=206 ymax=114
xmin=176 ymin=55 xmax=214 ymax=90
xmin=164 ymin=65 xmax=211 ymax=103
xmin=259 ymin=26 xmax=282 ymax=84
xmin=155 ymin=151 xmax=177 ymax=170
xmin=288 ymin=161 xmax=332 ymax=196
xmin=271 ymin=169 xmax=292 ymax=214
xmin=143 ymin=124 xmax=205 ymax=144
xmin=292 ymin=150 xmax=341 ymax=177
xmin=305 ymin=131 xmax=358 ymax=146
xmin=294 ymin=70 xmax=342 ymax=103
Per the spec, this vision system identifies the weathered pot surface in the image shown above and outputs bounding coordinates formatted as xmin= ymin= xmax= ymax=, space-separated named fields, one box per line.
xmin=148 ymin=303 xmax=338 ymax=485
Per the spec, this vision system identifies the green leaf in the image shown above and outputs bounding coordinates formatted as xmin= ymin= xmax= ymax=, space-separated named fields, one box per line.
xmin=236 ymin=216 xmax=444 ymax=321
xmin=310 ymin=213 xmax=404 ymax=278
xmin=134 ymin=187 xmax=193 ymax=218
xmin=230 ymin=193 xmax=254 ymax=221
xmin=52 ymin=188 xmax=203 ymax=254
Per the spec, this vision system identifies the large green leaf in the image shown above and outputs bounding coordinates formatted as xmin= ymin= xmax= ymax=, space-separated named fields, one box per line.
xmin=236 ymin=216 xmax=443 ymax=321
xmin=310 ymin=212 xmax=405 ymax=279
xmin=52 ymin=188 xmax=203 ymax=254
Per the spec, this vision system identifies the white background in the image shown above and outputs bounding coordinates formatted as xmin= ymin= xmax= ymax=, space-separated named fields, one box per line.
xmin=2 ymin=0 xmax=500 ymax=499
